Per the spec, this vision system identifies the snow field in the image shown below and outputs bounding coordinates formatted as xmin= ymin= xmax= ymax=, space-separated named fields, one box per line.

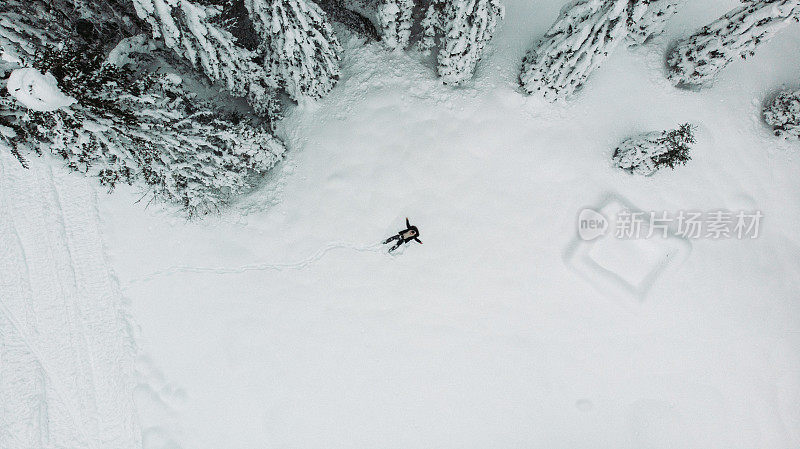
xmin=1 ymin=0 xmax=798 ymax=448
xmin=101 ymin=1 xmax=800 ymax=445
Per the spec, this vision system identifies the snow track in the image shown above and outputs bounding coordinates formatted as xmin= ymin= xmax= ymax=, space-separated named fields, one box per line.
xmin=0 ymin=152 xmax=138 ymax=449
xmin=128 ymin=242 xmax=385 ymax=284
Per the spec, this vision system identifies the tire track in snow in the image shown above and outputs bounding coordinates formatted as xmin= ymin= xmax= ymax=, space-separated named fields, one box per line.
xmin=52 ymin=165 xmax=139 ymax=449
xmin=1 ymin=153 xmax=89 ymax=449
xmin=0 ymin=153 xmax=138 ymax=449
xmin=0 ymin=151 xmax=44 ymax=449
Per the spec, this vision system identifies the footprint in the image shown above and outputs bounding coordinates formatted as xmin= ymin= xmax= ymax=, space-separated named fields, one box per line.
xmin=134 ymin=353 xmax=186 ymax=448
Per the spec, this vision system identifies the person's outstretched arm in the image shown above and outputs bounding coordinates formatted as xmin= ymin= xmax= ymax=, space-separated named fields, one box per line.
xmin=406 ymin=217 xmax=411 ymax=228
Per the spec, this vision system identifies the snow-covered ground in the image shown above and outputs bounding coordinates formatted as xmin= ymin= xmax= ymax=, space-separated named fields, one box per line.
xmin=0 ymin=152 xmax=137 ymax=449
xmin=3 ymin=0 xmax=800 ymax=448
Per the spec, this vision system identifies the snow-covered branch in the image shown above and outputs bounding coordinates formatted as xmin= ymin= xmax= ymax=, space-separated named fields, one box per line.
xmin=421 ymin=0 xmax=504 ymax=85
xmin=346 ymin=0 xmax=415 ymax=49
xmin=667 ymin=0 xmax=800 ymax=87
xmin=246 ymin=0 xmax=342 ymax=100
xmin=520 ymin=0 xmax=629 ymax=101
xmin=132 ymin=0 xmax=276 ymax=113
xmin=626 ymin=0 xmax=685 ymax=45
xmin=2 ymin=44 xmax=285 ymax=215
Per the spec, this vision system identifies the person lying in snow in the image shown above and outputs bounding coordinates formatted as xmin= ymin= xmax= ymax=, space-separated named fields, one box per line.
xmin=383 ymin=218 xmax=422 ymax=252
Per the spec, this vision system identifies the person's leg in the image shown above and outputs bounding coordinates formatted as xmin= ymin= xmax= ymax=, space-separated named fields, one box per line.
xmin=383 ymin=234 xmax=400 ymax=244
xmin=389 ymin=240 xmax=404 ymax=252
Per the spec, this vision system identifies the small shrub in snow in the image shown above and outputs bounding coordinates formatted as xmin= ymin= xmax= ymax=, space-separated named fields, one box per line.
xmin=613 ymin=123 xmax=695 ymax=176
xmin=764 ymin=89 xmax=800 ymax=140
xmin=132 ymin=0 xmax=277 ymax=113
xmin=345 ymin=0 xmax=415 ymax=49
xmin=246 ymin=0 xmax=342 ymax=100
xmin=667 ymin=0 xmax=800 ymax=87
xmin=626 ymin=0 xmax=685 ymax=45
xmin=519 ymin=0 xmax=629 ymax=101
xmin=2 ymin=45 xmax=285 ymax=216
xmin=420 ymin=0 xmax=504 ymax=85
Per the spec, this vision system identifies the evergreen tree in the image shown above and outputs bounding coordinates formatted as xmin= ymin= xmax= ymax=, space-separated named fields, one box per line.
xmin=2 ymin=44 xmax=285 ymax=216
xmin=246 ymin=0 xmax=342 ymax=100
xmin=667 ymin=0 xmax=800 ymax=87
xmin=131 ymin=0 xmax=277 ymax=113
xmin=346 ymin=0 xmax=415 ymax=49
xmin=613 ymin=123 xmax=694 ymax=176
xmin=419 ymin=0 xmax=504 ymax=85
xmin=519 ymin=0 xmax=629 ymax=101
xmin=764 ymin=88 xmax=800 ymax=140
xmin=626 ymin=0 xmax=684 ymax=45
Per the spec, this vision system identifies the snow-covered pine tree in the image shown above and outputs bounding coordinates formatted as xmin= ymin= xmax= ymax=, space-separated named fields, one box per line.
xmin=419 ymin=0 xmax=504 ymax=85
xmin=667 ymin=0 xmax=800 ymax=87
xmin=2 ymin=44 xmax=142 ymax=183
xmin=613 ymin=123 xmax=694 ymax=175
xmin=345 ymin=0 xmax=415 ymax=49
xmin=1 ymin=0 xmax=119 ymax=167
xmin=626 ymin=0 xmax=684 ymax=45
xmin=764 ymin=88 xmax=800 ymax=139
xmin=519 ymin=0 xmax=629 ymax=101
xmin=130 ymin=75 xmax=285 ymax=215
xmin=246 ymin=0 xmax=342 ymax=100
xmin=131 ymin=0 xmax=277 ymax=113
xmin=3 ymin=44 xmax=285 ymax=215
